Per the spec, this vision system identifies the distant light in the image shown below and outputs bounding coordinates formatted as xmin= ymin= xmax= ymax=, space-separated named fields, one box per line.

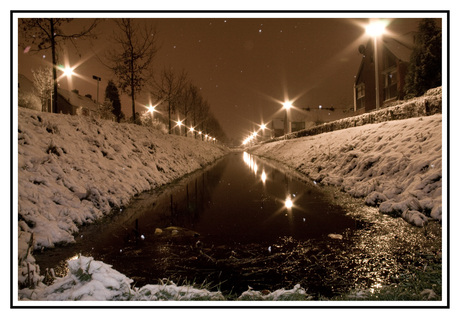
xmin=198 ymin=131 xmax=202 ymax=135
xmin=319 ymin=105 xmax=322 ymax=109
xmin=260 ymin=123 xmax=267 ymax=130
xmin=285 ymin=196 xmax=293 ymax=209
xmin=190 ymin=127 xmax=195 ymax=132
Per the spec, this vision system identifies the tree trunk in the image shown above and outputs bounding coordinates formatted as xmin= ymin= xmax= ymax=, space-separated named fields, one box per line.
xmin=50 ymin=19 xmax=58 ymax=114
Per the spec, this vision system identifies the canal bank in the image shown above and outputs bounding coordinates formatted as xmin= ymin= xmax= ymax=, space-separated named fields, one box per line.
xmin=17 ymin=107 xmax=227 ymax=289
xmin=249 ymin=114 xmax=443 ymax=228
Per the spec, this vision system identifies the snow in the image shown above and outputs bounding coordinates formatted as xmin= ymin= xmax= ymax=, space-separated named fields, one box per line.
xmin=249 ymin=95 xmax=443 ymax=228
xmin=17 ymin=255 xmax=307 ymax=301
xmin=16 ymin=89 xmax=443 ymax=302
xmin=18 ymin=108 xmax=226 ymax=250
xmin=16 ymin=107 xmax=226 ymax=294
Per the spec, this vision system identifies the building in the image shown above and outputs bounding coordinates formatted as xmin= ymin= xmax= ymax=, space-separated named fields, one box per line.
xmin=270 ymin=106 xmax=353 ymax=138
xmin=354 ymin=33 xmax=414 ymax=113
xmin=56 ymin=88 xmax=102 ymax=117
xmin=18 ymin=74 xmax=108 ymax=119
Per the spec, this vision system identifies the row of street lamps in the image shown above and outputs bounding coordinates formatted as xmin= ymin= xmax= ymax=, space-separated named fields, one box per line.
xmin=55 ymin=66 xmax=216 ymax=142
xmin=242 ymin=100 xmax=293 ymax=146
xmin=241 ymin=19 xmax=387 ymax=145
xmin=146 ymin=104 xmax=217 ymax=143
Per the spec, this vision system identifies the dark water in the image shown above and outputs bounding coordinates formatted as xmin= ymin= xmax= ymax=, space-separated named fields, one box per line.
xmin=35 ymin=152 xmax=361 ymax=296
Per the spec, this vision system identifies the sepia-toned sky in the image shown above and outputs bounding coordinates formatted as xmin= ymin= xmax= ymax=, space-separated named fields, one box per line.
xmin=17 ymin=14 xmax=425 ymax=142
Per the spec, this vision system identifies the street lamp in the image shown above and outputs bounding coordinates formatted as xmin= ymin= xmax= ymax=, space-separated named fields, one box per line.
xmin=146 ymin=103 xmax=158 ymax=124
xmin=53 ymin=64 xmax=75 ymax=113
xmin=282 ymin=101 xmax=293 ymax=134
xmin=63 ymin=66 xmax=75 ymax=78
xmin=92 ymin=75 xmax=101 ymax=104
xmin=176 ymin=119 xmax=183 ymax=136
xmin=366 ymin=19 xmax=387 ymax=110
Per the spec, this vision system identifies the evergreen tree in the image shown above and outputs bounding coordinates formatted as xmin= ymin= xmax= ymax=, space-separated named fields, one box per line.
xmin=105 ymin=80 xmax=122 ymax=122
xmin=404 ymin=18 xmax=442 ymax=98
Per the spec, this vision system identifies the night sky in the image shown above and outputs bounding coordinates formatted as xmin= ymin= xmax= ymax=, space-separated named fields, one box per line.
xmin=17 ymin=15 xmax=422 ymax=142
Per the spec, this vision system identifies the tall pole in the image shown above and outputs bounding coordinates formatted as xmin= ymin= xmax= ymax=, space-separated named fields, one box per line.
xmin=50 ymin=19 xmax=58 ymax=113
xmin=92 ymin=75 xmax=101 ymax=104
xmin=373 ymin=36 xmax=380 ymax=110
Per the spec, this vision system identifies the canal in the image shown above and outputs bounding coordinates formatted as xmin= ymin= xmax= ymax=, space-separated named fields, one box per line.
xmin=34 ymin=151 xmax=442 ymax=299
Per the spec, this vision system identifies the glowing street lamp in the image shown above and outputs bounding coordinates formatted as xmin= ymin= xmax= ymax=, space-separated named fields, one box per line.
xmin=282 ymin=101 xmax=293 ymax=134
xmin=366 ymin=19 xmax=387 ymax=110
xmin=63 ymin=66 xmax=75 ymax=77
xmin=147 ymin=104 xmax=157 ymax=114
xmin=176 ymin=119 xmax=184 ymax=136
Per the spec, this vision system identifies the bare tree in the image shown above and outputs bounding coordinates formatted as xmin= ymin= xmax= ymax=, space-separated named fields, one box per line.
xmin=31 ymin=66 xmax=53 ymax=112
xmin=105 ymin=18 xmax=159 ymax=122
xmin=19 ymin=18 xmax=99 ymax=113
xmin=152 ymin=66 xmax=188 ymax=134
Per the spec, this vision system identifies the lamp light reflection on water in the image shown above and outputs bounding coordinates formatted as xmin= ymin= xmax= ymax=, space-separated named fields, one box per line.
xmin=261 ymin=170 xmax=267 ymax=183
xmin=285 ymin=196 xmax=293 ymax=209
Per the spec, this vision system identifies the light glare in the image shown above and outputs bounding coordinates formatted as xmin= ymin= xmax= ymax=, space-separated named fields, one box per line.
xmin=366 ymin=20 xmax=387 ymax=37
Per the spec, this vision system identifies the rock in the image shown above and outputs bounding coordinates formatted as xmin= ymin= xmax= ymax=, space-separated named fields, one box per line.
xmin=328 ymin=233 xmax=343 ymax=240
xmin=154 ymin=226 xmax=200 ymax=238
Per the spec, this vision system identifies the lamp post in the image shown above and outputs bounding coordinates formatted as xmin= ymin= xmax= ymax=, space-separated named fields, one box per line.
xmin=282 ymin=101 xmax=293 ymax=135
xmin=366 ymin=20 xmax=386 ymax=110
xmin=176 ymin=119 xmax=183 ymax=136
xmin=147 ymin=104 xmax=157 ymax=125
xmin=92 ymin=75 xmax=101 ymax=104
xmin=51 ymin=65 xmax=74 ymax=113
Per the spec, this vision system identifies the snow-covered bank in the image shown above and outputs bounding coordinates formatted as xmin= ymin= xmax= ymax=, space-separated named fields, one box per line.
xmin=18 ymin=108 xmax=226 ymax=249
xmin=249 ymin=114 xmax=442 ymax=228
xmin=17 ymin=108 xmax=227 ymax=287
xmin=18 ymin=255 xmax=310 ymax=301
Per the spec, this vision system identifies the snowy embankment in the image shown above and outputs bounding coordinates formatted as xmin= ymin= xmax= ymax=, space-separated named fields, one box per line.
xmin=18 ymin=255 xmax=309 ymax=301
xmin=17 ymin=108 xmax=226 ymax=289
xmin=250 ymin=113 xmax=442 ymax=228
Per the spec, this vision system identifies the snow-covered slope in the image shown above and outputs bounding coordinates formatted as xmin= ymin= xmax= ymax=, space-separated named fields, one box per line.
xmin=249 ymin=114 xmax=443 ymax=227
xmin=17 ymin=108 xmax=227 ymax=250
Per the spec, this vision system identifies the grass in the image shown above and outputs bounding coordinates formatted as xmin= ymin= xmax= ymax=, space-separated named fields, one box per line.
xmin=336 ymin=262 xmax=442 ymax=301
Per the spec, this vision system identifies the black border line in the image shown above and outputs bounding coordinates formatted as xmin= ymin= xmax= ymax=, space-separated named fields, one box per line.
xmin=10 ymin=9 xmax=450 ymax=309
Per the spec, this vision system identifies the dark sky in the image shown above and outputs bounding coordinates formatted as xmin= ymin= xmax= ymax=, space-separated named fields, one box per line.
xmin=17 ymin=15 xmax=422 ymax=142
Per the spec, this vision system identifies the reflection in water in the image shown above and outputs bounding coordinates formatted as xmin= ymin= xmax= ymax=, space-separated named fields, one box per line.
xmin=261 ymin=170 xmax=267 ymax=183
xmin=285 ymin=196 xmax=293 ymax=209
xmin=35 ymin=152 xmax=359 ymax=296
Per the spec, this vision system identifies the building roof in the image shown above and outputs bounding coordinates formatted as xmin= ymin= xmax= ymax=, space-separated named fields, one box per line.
xmin=354 ymin=32 xmax=415 ymax=85
xmin=57 ymin=88 xmax=100 ymax=112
